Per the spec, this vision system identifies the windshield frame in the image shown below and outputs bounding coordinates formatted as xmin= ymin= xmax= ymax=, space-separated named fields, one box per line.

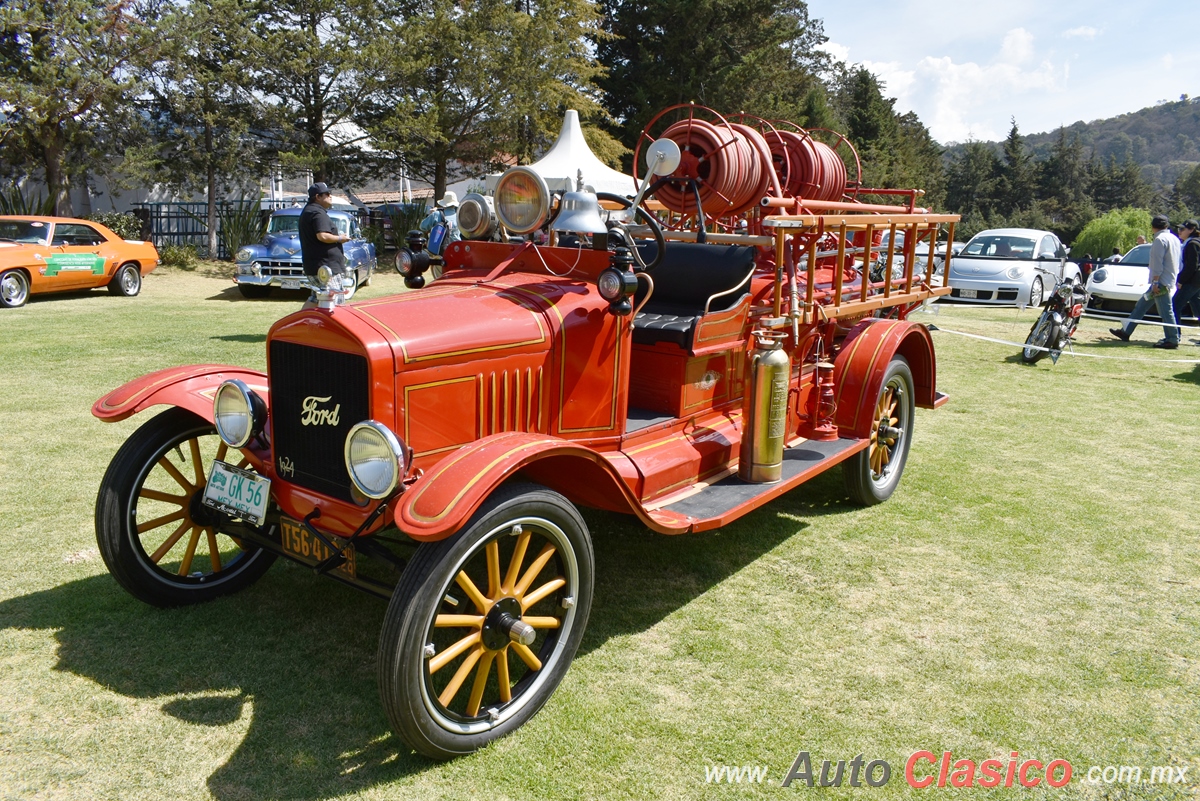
xmin=0 ymin=219 xmax=52 ymax=246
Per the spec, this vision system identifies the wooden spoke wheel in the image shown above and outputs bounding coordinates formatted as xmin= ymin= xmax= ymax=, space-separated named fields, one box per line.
xmin=378 ymin=483 xmax=593 ymax=760
xmin=95 ymin=407 xmax=276 ymax=607
xmin=843 ymin=357 xmax=914 ymax=505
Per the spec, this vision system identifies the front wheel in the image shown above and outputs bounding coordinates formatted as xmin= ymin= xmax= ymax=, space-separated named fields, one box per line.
xmin=843 ymin=357 xmax=915 ymax=506
xmin=1022 ymin=312 xmax=1054 ymax=363
xmin=95 ymin=407 xmax=276 ymax=607
xmin=1 ymin=269 xmax=30 ymax=308
xmin=107 ymin=263 xmax=142 ymax=296
xmin=1027 ymin=276 xmax=1044 ymax=308
xmin=378 ymin=482 xmax=594 ymax=759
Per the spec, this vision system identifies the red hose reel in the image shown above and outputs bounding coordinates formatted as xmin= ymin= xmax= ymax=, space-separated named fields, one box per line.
xmin=633 ymin=104 xmax=862 ymax=225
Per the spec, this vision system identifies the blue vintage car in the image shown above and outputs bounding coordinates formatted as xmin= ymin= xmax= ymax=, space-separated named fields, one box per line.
xmin=233 ymin=207 xmax=377 ymax=299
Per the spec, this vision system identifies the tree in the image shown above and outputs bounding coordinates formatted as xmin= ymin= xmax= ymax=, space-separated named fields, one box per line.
xmin=1037 ymin=127 xmax=1095 ymax=242
xmin=1090 ymin=154 xmax=1156 ymax=212
xmin=596 ymin=0 xmax=829 ymax=153
xmin=250 ymin=0 xmax=379 ymax=187
xmin=0 ymin=0 xmax=154 ymax=214
xmin=944 ymin=140 xmax=1001 ymax=219
xmin=1172 ymin=163 xmax=1200 ymax=214
xmin=1070 ymin=207 xmax=1151 ymax=257
xmin=997 ymin=119 xmax=1035 ymax=216
xmin=364 ymin=0 xmax=614 ymax=198
xmin=131 ymin=0 xmax=267 ymax=255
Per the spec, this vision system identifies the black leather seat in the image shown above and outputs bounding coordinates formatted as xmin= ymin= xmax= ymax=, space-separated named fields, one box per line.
xmin=632 ymin=242 xmax=756 ymax=349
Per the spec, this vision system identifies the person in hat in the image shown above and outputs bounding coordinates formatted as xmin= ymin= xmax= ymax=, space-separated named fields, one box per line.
xmin=1110 ymin=214 xmax=1180 ymax=349
xmin=299 ymin=182 xmax=350 ymax=281
xmin=1172 ymin=219 xmax=1200 ymax=333
xmin=419 ymin=191 xmax=461 ymax=245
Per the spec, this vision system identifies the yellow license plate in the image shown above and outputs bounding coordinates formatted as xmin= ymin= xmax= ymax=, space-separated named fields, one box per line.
xmin=280 ymin=516 xmax=357 ymax=580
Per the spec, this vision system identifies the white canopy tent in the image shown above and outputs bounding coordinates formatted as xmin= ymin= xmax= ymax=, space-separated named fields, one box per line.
xmin=484 ymin=110 xmax=637 ymax=197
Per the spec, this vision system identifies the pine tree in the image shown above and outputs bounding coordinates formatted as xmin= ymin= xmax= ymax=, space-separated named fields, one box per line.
xmin=997 ymin=119 xmax=1035 ymax=216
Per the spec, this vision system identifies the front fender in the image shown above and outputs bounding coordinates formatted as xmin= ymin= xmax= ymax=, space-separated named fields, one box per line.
xmin=396 ymin=432 xmax=678 ymax=541
xmin=833 ymin=320 xmax=937 ymax=439
xmin=92 ymin=364 xmax=269 ymax=424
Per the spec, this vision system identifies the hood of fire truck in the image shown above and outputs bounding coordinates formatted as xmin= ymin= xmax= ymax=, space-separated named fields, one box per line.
xmin=345 ymin=277 xmax=564 ymax=368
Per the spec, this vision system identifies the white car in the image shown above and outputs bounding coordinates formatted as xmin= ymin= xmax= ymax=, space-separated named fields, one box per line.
xmin=1085 ymin=243 xmax=1150 ymax=314
xmin=946 ymin=228 xmax=1077 ymax=306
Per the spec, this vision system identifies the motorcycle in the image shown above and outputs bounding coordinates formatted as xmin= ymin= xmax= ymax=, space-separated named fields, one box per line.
xmin=1022 ymin=268 xmax=1089 ymax=364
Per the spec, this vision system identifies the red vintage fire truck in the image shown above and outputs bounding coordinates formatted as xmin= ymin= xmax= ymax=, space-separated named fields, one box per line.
xmin=92 ymin=106 xmax=956 ymax=759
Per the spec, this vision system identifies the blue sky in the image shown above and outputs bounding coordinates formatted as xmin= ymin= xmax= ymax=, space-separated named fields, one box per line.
xmin=813 ymin=0 xmax=1200 ymax=144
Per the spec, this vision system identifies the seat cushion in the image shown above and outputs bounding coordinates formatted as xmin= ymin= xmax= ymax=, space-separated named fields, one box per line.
xmin=632 ymin=310 xmax=700 ymax=349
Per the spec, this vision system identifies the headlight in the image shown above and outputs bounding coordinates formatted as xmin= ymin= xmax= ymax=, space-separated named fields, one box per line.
xmin=1092 ymin=268 xmax=1107 ymax=284
xmin=213 ymin=379 xmax=267 ymax=448
xmin=235 ymin=247 xmax=254 ymax=263
xmin=458 ymin=192 xmax=497 ymax=240
xmin=494 ymin=166 xmax=550 ymax=235
xmin=344 ymin=421 xmax=407 ymax=499
xmin=597 ymin=267 xmax=637 ymax=302
xmin=1005 ymin=265 xmax=1026 ymax=280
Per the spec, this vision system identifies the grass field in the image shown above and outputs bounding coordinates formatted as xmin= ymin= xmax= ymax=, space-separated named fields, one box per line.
xmin=1 ymin=264 xmax=1198 ymax=800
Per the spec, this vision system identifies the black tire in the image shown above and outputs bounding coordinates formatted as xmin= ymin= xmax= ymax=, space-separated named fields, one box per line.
xmin=237 ymin=284 xmax=272 ymax=299
xmin=378 ymin=482 xmax=594 ymax=760
xmin=0 ymin=268 xmax=30 ymax=308
xmin=107 ymin=263 xmax=142 ymax=296
xmin=843 ymin=357 xmax=915 ymax=506
xmin=1022 ymin=312 xmax=1054 ymax=363
xmin=1027 ymin=276 xmax=1043 ymax=308
xmin=95 ymin=407 xmax=276 ymax=607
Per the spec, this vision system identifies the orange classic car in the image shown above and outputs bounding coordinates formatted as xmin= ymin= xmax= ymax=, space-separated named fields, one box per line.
xmin=0 ymin=215 xmax=160 ymax=308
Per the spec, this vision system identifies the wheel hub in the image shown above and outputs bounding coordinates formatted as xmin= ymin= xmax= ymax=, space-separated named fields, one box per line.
xmin=481 ymin=597 xmax=533 ymax=651
xmin=187 ymin=488 xmax=222 ymax=527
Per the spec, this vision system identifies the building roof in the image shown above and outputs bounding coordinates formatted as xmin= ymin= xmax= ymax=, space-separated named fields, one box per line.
xmin=354 ymin=189 xmax=435 ymax=206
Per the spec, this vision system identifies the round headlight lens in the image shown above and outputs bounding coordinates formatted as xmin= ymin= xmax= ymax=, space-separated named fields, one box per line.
xmin=458 ymin=193 xmax=496 ymax=240
xmin=596 ymin=268 xmax=626 ymax=302
xmin=214 ymin=379 xmax=264 ymax=448
xmin=1092 ymin=268 xmax=1107 ymax=284
xmin=235 ymin=247 xmax=254 ymax=263
xmin=495 ymin=167 xmax=550 ymax=235
xmin=344 ymin=421 xmax=406 ymax=499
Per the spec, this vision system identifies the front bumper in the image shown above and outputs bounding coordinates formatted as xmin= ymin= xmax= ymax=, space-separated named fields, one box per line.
xmin=234 ymin=273 xmax=314 ymax=290
xmin=945 ymin=276 xmax=1032 ymax=305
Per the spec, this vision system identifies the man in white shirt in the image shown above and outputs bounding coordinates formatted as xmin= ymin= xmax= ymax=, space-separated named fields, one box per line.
xmin=1111 ymin=214 xmax=1181 ymax=349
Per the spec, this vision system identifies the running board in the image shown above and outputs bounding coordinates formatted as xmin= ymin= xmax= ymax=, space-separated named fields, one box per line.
xmin=646 ymin=437 xmax=868 ymax=533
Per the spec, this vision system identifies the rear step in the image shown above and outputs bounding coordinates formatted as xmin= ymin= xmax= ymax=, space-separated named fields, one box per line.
xmin=647 ymin=437 xmax=867 ymax=533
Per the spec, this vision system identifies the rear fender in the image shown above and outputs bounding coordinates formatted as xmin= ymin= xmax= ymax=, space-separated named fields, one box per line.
xmin=833 ymin=320 xmax=936 ymax=439
xmin=92 ymin=364 xmax=269 ymax=424
xmin=396 ymin=432 xmax=674 ymax=541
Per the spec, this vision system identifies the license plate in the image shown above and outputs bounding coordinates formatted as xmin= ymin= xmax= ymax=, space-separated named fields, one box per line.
xmin=280 ymin=279 xmax=304 ymax=290
xmin=202 ymin=461 xmax=270 ymax=525
xmin=959 ymin=288 xmax=978 ymax=298
xmin=280 ymin=515 xmax=357 ymax=579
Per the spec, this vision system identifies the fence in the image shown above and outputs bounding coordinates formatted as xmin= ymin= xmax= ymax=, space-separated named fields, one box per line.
xmin=132 ymin=200 xmax=374 ymax=259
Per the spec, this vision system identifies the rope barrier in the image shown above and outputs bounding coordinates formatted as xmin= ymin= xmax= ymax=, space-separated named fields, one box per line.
xmin=927 ymin=325 xmax=1200 ymax=364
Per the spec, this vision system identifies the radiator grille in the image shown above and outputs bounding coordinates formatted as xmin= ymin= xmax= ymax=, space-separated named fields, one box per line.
xmin=259 ymin=260 xmax=305 ymax=277
xmin=269 ymin=340 xmax=370 ymax=502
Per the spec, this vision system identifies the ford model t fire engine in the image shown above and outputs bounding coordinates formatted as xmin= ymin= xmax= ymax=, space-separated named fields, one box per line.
xmin=93 ymin=106 xmax=956 ymax=759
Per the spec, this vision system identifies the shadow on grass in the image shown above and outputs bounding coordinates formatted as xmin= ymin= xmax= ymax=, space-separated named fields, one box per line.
xmin=212 ymin=333 xmax=268 ymax=344
xmin=1171 ymin=364 xmax=1200 ymax=385
xmin=0 ymin=471 xmax=854 ymax=799
xmin=206 ymin=285 xmax=310 ymax=303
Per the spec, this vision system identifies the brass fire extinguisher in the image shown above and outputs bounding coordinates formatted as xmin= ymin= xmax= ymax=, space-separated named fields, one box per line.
xmin=739 ymin=331 xmax=790 ymax=483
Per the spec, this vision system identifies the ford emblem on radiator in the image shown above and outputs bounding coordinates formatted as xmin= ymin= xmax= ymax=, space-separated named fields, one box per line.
xmin=300 ymin=395 xmax=342 ymax=426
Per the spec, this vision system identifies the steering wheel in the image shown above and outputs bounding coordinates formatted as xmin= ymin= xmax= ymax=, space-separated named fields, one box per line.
xmin=596 ymin=192 xmax=667 ymax=272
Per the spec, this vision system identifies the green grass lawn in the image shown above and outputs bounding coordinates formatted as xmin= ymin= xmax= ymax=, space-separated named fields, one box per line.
xmin=1 ymin=266 xmax=1197 ymax=800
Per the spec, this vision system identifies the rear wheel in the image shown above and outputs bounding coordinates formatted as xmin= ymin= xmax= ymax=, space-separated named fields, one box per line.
xmin=1022 ymin=312 xmax=1054 ymax=363
xmin=843 ymin=357 xmax=914 ymax=506
xmin=378 ymin=482 xmax=593 ymax=759
xmin=95 ymin=407 xmax=276 ymax=607
xmin=107 ymin=263 xmax=142 ymax=296
xmin=1 ymin=269 xmax=30 ymax=308
xmin=237 ymin=284 xmax=272 ymax=299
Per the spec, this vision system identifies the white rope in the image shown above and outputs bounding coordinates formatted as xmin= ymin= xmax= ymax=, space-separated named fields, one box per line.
xmin=928 ymin=325 xmax=1200 ymax=363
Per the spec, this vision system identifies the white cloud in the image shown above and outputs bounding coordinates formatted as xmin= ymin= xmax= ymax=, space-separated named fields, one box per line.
xmin=818 ymin=40 xmax=851 ymax=63
xmin=1063 ymin=26 xmax=1100 ymax=39
xmin=1000 ymin=28 xmax=1035 ymax=64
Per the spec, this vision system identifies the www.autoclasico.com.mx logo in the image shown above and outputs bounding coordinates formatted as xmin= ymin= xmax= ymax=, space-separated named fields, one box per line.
xmin=703 ymin=750 xmax=1192 ymax=788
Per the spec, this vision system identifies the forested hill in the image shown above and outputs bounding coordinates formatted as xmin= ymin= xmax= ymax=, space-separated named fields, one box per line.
xmin=946 ymin=96 xmax=1200 ymax=188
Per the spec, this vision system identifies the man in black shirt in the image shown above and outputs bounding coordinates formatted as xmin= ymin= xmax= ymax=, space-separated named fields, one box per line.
xmin=1173 ymin=219 xmax=1200 ymax=332
xmin=299 ymin=182 xmax=349 ymax=278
